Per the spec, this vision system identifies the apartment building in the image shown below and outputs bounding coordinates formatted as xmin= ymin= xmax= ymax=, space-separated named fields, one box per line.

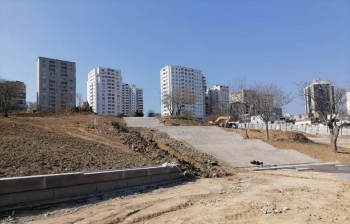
xmin=229 ymin=89 xmax=256 ymax=115
xmin=12 ymin=81 xmax=26 ymax=110
xmin=206 ymin=85 xmax=229 ymax=116
xmin=0 ymin=80 xmax=26 ymax=110
xmin=122 ymin=84 xmax=144 ymax=116
xmin=160 ymin=65 xmax=206 ymax=118
xmin=37 ymin=57 xmax=76 ymax=111
xmin=87 ymin=67 xmax=122 ymax=115
xmin=304 ymin=79 xmax=334 ymax=116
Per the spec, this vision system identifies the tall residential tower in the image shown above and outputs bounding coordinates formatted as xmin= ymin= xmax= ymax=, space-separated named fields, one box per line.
xmin=87 ymin=67 xmax=122 ymax=115
xmin=122 ymin=84 xmax=144 ymax=116
xmin=206 ymin=85 xmax=230 ymax=116
xmin=37 ymin=57 xmax=76 ymax=111
xmin=160 ymin=65 xmax=206 ymax=118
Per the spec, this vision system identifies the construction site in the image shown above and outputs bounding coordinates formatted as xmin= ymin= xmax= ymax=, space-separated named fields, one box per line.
xmin=1 ymin=113 xmax=350 ymax=223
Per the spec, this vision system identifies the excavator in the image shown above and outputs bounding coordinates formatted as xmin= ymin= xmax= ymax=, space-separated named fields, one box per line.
xmin=208 ymin=116 xmax=238 ymax=128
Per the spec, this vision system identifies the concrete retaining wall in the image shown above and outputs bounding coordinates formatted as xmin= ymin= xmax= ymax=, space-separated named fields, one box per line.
xmin=0 ymin=165 xmax=182 ymax=210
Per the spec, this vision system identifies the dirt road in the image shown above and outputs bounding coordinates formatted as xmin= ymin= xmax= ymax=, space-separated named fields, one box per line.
xmin=5 ymin=171 xmax=349 ymax=224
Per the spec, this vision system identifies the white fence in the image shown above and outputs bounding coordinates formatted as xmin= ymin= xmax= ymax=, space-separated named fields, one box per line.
xmin=238 ymin=123 xmax=350 ymax=136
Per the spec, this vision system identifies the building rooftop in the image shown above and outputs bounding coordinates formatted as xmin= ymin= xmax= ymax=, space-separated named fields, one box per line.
xmin=37 ymin=56 xmax=75 ymax=64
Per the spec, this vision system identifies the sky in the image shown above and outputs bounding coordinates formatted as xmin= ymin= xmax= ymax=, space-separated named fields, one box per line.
xmin=0 ymin=0 xmax=349 ymax=115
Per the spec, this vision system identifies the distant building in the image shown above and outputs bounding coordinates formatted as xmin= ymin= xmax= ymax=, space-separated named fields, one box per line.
xmin=37 ymin=57 xmax=76 ymax=111
xmin=1 ymin=80 xmax=27 ymax=110
xmin=206 ymin=85 xmax=230 ymax=116
xmin=87 ymin=67 xmax=122 ymax=115
xmin=304 ymin=79 xmax=334 ymax=117
xmin=347 ymin=92 xmax=350 ymax=115
xmin=160 ymin=65 xmax=206 ymax=118
xmin=294 ymin=113 xmax=310 ymax=121
xmin=122 ymin=84 xmax=144 ymax=116
xmin=273 ymin=107 xmax=283 ymax=117
xmin=229 ymin=89 xmax=256 ymax=115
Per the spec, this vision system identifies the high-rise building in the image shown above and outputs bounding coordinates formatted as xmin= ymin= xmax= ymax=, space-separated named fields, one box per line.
xmin=304 ymin=79 xmax=334 ymax=116
xmin=122 ymin=84 xmax=144 ymax=116
xmin=87 ymin=67 xmax=122 ymax=115
xmin=37 ymin=57 xmax=76 ymax=111
xmin=160 ymin=65 xmax=206 ymax=118
xmin=206 ymin=85 xmax=229 ymax=116
xmin=347 ymin=92 xmax=350 ymax=115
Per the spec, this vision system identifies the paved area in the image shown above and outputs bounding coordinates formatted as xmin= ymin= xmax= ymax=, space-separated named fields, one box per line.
xmin=124 ymin=117 xmax=164 ymax=127
xmin=255 ymin=163 xmax=350 ymax=180
xmin=157 ymin=126 xmax=319 ymax=167
xmin=123 ymin=120 xmax=319 ymax=167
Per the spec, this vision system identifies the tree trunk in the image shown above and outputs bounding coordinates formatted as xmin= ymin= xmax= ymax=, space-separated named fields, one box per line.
xmin=244 ymin=123 xmax=249 ymax=139
xmin=2 ymin=108 xmax=8 ymax=117
xmin=331 ymin=126 xmax=340 ymax=153
xmin=265 ymin=122 xmax=269 ymax=140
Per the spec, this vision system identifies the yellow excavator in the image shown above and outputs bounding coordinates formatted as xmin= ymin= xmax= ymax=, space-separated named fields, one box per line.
xmin=209 ymin=116 xmax=238 ymax=128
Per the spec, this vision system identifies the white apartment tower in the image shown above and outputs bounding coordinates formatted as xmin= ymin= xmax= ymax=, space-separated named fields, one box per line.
xmin=160 ymin=65 xmax=206 ymax=118
xmin=37 ymin=57 xmax=76 ymax=111
xmin=87 ymin=67 xmax=122 ymax=115
xmin=206 ymin=85 xmax=230 ymax=116
xmin=122 ymin=84 xmax=144 ymax=116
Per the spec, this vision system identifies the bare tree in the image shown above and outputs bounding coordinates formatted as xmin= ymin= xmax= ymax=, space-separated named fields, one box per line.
xmin=161 ymin=92 xmax=175 ymax=115
xmin=211 ymin=102 xmax=224 ymax=116
xmin=147 ymin=109 xmax=155 ymax=117
xmin=251 ymin=83 xmax=293 ymax=140
xmin=76 ymin=92 xmax=83 ymax=111
xmin=297 ymin=79 xmax=350 ymax=152
xmin=27 ymin=101 xmax=37 ymax=110
xmin=181 ymin=109 xmax=193 ymax=118
xmin=229 ymin=80 xmax=256 ymax=139
xmin=0 ymin=78 xmax=21 ymax=117
xmin=162 ymin=87 xmax=196 ymax=116
xmin=61 ymin=92 xmax=71 ymax=113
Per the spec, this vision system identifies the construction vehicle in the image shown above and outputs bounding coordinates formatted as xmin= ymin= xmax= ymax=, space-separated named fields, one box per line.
xmin=208 ymin=116 xmax=230 ymax=125
xmin=209 ymin=116 xmax=238 ymax=129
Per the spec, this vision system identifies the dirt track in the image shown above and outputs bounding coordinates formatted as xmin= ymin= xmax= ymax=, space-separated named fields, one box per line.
xmin=5 ymin=171 xmax=350 ymax=224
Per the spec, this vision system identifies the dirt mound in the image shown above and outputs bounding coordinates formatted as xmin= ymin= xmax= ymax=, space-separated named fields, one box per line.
xmin=113 ymin=124 xmax=233 ymax=178
xmin=159 ymin=116 xmax=206 ymax=126
xmin=273 ymin=131 xmax=313 ymax=143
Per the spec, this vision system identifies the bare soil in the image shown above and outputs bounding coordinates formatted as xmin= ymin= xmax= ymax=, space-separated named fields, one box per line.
xmin=157 ymin=116 xmax=208 ymax=126
xmin=228 ymin=128 xmax=350 ymax=163
xmin=5 ymin=171 xmax=350 ymax=224
xmin=0 ymin=114 xmax=232 ymax=178
xmin=1 ymin=115 xmax=350 ymax=223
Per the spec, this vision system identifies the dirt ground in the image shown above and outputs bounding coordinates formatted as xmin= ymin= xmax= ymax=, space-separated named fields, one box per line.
xmin=1 ymin=114 xmax=350 ymax=223
xmin=3 ymin=171 xmax=349 ymax=224
xmin=157 ymin=116 xmax=207 ymax=126
xmin=0 ymin=114 xmax=231 ymax=178
xmin=228 ymin=128 xmax=350 ymax=163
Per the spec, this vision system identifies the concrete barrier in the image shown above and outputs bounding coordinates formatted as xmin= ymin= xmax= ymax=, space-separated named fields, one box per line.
xmin=0 ymin=164 xmax=182 ymax=210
